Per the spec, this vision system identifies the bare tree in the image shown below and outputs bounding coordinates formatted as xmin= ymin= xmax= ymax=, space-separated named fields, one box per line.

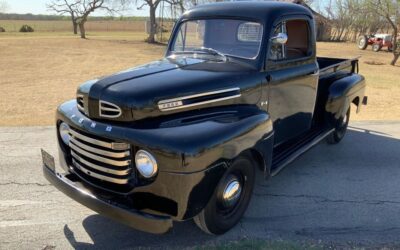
xmin=47 ymin=0 xmax=79 ymax=34
xmin=136 ymin=0 xmax=185 ymax=43
xmin=0 ymin=0 xmax=9 ymax=13
xmin=47 ymin=0 xmax=128 ymax=38
xmin=368 ymin=0 xmax=400 ymax=65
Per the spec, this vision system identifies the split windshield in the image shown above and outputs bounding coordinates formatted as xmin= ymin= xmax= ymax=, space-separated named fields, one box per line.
xmin=170 ymin=19 xmax=264 ymax=60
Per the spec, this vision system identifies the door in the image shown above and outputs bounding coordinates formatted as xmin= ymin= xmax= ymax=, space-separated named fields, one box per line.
xmin=266 ymin=18 xmax=319 ymax=146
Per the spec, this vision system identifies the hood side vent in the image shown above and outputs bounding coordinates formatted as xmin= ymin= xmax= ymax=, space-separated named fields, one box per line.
xmin=158 ymin=88 xmax=241 ymax=112
xmin=99 ymin=101 xmax=122 ymax=118
xmin=77 ymin=95 xmax=84 ymax=112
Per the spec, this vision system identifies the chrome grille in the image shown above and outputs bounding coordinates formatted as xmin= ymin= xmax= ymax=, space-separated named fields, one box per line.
xmin=68 ymin=127 xmax=132 ymax=185
xmin=99 ymin=100 xmax=122 ymax=118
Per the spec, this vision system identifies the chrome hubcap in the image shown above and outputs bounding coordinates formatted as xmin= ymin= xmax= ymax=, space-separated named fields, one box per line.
xmin=222 ymin=178 xmax=242 ymax=208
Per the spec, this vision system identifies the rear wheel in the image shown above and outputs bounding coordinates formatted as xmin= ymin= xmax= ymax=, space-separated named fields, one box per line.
xmin=357 ymin=35 xmax=368 ymax=50
xmin=327 ymin=108 xmax=350 ymax=144
xmin=194 ymin=154 xmax=256 ymax=235
xmin=372 ymin=43 xmax=382 ymax=52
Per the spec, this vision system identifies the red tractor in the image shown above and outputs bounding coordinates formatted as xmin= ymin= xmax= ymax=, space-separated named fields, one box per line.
xmin=358 ymin=34 xmax=393 ymax=52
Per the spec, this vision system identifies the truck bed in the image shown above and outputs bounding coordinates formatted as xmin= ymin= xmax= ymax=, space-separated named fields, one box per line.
xmin=317 ymin=57 xmax=359 ymax=76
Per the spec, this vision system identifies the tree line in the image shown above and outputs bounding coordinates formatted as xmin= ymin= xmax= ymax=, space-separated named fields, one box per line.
xmin=45 ymin=0 xmax=203 ymax=41
xmin=323 ymin=0 xmax=399 ymax=65
xmin=1 ymin=0 xmax=399 ymax=64
xmin=0 ymin=13 xmax=148 ymax=21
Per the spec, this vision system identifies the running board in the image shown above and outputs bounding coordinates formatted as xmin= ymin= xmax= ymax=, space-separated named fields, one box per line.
xmin=271 ymin=128 xmax=334 ymax=176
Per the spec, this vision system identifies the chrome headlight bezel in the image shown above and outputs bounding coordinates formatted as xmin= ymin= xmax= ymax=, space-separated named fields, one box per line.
xmin=135 ymin=150 xmax=158 ymax=178
xmin=59 ymin=122 xmax=70 ymax=145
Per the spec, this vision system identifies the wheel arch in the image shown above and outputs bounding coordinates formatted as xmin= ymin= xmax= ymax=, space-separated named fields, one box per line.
xmin=325 ymin=73 xmax=366 ymax=120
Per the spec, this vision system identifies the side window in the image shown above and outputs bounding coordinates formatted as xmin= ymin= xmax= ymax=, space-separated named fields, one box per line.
xmin=269 ymin=19 xmax=310 ymax=61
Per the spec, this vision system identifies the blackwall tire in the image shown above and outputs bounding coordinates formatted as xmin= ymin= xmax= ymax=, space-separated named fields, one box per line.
xmin=327 ymin=108 xmax=350 ymax=144
xmin=194 ymin=154 xmax=256 ymax=235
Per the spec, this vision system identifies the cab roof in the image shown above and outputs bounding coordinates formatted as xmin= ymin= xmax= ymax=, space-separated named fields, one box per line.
xmin=182 ymin=1 xmax=313 ymax=22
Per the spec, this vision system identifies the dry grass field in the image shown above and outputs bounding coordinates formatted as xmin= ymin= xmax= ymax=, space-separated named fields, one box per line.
xmin=0 ymin=31 xmax=399 ymax=126
xmin=0 ymin=20 xmax=147 ymax=32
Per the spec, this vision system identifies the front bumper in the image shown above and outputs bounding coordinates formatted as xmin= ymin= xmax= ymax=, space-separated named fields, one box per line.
xmin=42 ymin=159 xmax=173 ymax=234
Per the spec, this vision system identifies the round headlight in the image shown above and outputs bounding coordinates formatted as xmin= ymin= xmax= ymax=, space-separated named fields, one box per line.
xmin=135 ymin=150 xmax=158 ymax=178
xmin=59 ymin=122 xmax=70 ymax=145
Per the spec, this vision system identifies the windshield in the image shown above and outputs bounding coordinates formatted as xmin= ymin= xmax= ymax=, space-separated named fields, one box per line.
xmin=171 ymin=19 xmax=264 ymax=60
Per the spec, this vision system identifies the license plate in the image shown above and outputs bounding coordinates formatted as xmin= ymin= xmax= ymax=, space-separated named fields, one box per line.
xmin=41 ymin=149 xmax=55 ymax=172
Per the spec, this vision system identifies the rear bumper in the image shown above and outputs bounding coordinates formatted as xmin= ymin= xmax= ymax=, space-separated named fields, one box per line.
xmin=42 ymin=164 xmax=173 ymax=234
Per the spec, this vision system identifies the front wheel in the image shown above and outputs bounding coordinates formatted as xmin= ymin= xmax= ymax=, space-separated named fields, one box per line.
xmin=372 ymin=43 xmax=382 ymax=52
xmin=194 ymin=154 xmax=256 ymax=235
xmin=327 ymin=108 xmax=350 ymax=144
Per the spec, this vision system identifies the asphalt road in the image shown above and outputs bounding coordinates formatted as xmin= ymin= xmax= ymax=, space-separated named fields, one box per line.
xmin=1 ymin=121 xmax=400 ymax=249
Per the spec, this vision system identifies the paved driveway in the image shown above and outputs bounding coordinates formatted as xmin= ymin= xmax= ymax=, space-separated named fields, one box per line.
xmin=0 ymin=121 xmax=399 ymax=249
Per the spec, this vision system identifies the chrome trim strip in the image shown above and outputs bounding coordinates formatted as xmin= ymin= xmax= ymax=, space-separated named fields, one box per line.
xmin=70 ymin=137 xmax=130 ymax=158
xmin=69 ymin=143 xmax=131 ymax=167
xmin=73 ymin=159 xmax=129 ymax=184
xmin=161 ymin=95 xmax=242 ymax=111
xmin=69 ymin=129 xmax=129 ymax=150
xmin=158 ymin=88 xmax=240 ymax=104
xmin=99 ymin=100 xmax=122 ymax=118
xmin=71 ymin=152 xmax=130 ymax=175
xmin=158 ymin=88 xmax=241 ymax=112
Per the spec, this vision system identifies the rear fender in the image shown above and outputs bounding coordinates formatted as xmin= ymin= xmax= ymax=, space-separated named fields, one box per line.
xmin=325 ymin=73 xmax=366 ymax=120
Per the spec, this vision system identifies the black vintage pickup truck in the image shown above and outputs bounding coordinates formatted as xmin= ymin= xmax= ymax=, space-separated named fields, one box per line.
xmin=42 ymin=1 xmax=367 ymax=235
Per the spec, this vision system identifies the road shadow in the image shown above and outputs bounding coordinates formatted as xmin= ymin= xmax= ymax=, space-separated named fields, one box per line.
xmin=63 ymin=126 xmax=400 ymax=248
xmin=63 ymin=216 xmax=219 ymax=249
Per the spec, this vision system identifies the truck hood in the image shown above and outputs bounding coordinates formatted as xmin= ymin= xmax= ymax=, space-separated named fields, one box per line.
xmin=78 ymin=57 xmax=262 ymax=122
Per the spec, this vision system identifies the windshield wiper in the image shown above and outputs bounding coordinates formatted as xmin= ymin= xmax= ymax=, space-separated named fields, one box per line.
xmin=193 ymin=47 xmax=228 ymax=62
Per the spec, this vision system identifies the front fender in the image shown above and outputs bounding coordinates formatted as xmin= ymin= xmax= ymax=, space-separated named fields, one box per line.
xmin=326 ymin=73 xmax=366 ymax=119
xmin=176 ymin=106 xmax=273 ymax=173
xmin=148 ymin=104 xmax=273 ymax=219
xmin=57 ymin=102 xmax=273 ymax=220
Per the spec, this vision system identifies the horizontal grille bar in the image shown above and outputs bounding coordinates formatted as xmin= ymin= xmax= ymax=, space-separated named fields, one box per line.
xmin=71 ymin=152 xmax=131 ymax=176
xmin=69 ymin=129 xmax=129 ymax=150
xmin=73 ymin=159 xmax=129 ymax=184
xmin=69 ymin=143 xmax=131 ymax=167
xmin=67 ymin=126 xmax=133 ymax=185
xmin=70 ymin=137 xmax=130 ymax=158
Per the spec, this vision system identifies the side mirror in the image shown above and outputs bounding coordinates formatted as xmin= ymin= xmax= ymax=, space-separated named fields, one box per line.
xmin=271 ymin=33 xmax=288 ymax=45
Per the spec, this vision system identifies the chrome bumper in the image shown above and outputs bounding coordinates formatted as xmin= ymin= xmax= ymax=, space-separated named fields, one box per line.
xmin=42 ymin=158 xmax=173 ymax=234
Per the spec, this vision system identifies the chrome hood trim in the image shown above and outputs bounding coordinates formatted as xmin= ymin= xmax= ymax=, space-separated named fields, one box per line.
xmin=158 ymin=87 xmax=241 ymax=112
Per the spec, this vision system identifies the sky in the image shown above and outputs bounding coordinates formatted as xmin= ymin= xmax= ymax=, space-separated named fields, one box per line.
xmin=4 ymin=0 xmax=149 ymax=16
